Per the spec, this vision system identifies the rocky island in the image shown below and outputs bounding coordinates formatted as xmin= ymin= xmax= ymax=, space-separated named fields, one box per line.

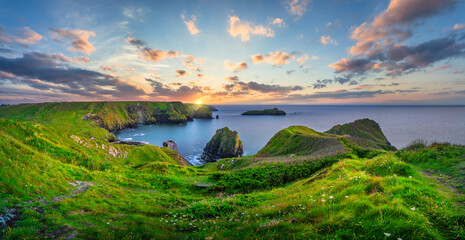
xmin=201 ymin=127 xmax=243 ymax=162
xmin=241 ymin=107 xmax=286 ymax=116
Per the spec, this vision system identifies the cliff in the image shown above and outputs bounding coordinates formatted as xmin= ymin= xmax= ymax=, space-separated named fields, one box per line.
xmin=0 ymin=101 xmax=214 ymax=134
xmin=325 ymin=118 xmax=395 ymax=149
xmin=256 ymin=119 xmax=396 ymax=158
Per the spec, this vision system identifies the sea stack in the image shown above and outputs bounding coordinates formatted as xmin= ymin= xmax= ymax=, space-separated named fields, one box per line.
xmin=163 ymin=140 xmax=178 ymax=152
xmin=201 ymin=127 xmax=243 ymax=162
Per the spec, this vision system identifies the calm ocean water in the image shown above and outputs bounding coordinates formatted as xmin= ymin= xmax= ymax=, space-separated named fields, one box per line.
xmin=115 ymin=105 xmax=465 ymax=165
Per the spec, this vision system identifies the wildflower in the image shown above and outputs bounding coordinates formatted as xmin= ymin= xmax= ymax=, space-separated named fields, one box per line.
xmin=107 ymin=222 xmax=110 ymax=224
xmin=411 ymin=207 xmax=415 ymax=211
xmin=322 ymin=199 xmax=326 ymax=202
xmin=345 ymin=196 xmax=348 ymax=198
xmin=384 ymin=233 xmax=391 ymax=236
xmin=329 ymin=196 xmax=333 ymax=199
xmin=409 ymin=176 xmax=412 ymax=178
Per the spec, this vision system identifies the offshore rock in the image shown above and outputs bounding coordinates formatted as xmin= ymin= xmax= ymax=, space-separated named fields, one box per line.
xmin=163 ymin=140 xmax=178 ymax=152
xmin=201 ymin=127 xmax=243 ymax=162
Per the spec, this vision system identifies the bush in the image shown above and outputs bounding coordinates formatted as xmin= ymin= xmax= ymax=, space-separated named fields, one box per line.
xmin=403 ymin=139 xmax=428 ymax=151
xmin=209 ymin=155 xmax=347 ymax=193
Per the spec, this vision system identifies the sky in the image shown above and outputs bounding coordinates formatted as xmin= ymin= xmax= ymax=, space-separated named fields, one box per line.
xmin=0 ymin=0 xmax=464 ymax=105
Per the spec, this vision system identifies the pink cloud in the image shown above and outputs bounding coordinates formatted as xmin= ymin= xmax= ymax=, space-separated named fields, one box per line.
xmin=320 ymin=35 xmax=337 ymax=45
xmin=228 ymin=16 xmax=274 ymax=42
xmin=181 ymin=14 xmax=200 ymax=35
xmin=348 ymin=0 xmax=455 ymax=56
xmin=0 ymin=26 xmax=42 ymax=45
xmin=251 ymin=54 xmax=265 ymax=63
xmin=250 ymin=51 xmax=298 ymax=66
xmin=225 ymin=60 xmax=248 ymax=72
xmin=50 ymin=28 xmax=96 ymax=55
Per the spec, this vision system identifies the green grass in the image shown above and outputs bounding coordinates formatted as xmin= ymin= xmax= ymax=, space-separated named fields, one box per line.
xmin=0 ymin=104 xmax=464 ymax=239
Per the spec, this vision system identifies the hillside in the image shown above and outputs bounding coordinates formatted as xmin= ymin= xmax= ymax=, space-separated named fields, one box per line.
xmin=0 ymin=104 xmax=464 ymax=239
xmin=0 ymin=101 xmax=213 ymax=135
xmin=256 ymin=121 xmax=396 ymax=159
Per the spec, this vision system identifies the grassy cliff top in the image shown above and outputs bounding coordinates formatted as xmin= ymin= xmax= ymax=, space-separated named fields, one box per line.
xmin=0 ymin=101 xmax=213 ymax=138
xmin=256 ymin=120 xmax=395 ymax=159
xmin=326 ymin=118 xmax=392 ymax=146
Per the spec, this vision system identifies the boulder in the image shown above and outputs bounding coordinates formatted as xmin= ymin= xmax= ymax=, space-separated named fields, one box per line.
xmin=163 ymin=140 xmax=178 ymax=152
xmin=201 ymin=127 xmax=243 ymax=162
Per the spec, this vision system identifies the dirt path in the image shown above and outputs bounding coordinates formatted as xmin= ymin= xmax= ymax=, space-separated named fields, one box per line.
xmin=0 ymin=181 xmax=93 ymax=238
xmin=52 ymin=181 xmax=93 ymax=203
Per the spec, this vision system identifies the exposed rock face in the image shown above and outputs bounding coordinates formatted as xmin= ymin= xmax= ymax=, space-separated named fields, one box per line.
xmin=80 ymin=102 xmax=214 ymax=132
xmin=201 ymin=127 xmax=243 ymax=162
xmin=163 ymin=140 xmax=178 ymax=152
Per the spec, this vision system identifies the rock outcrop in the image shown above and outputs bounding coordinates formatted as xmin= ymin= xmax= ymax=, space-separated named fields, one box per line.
xmin=80 ymin=102 xmax=214 ymax=132
xmin=257 ymin=119 xmax=396 ymax=158
xmin=325 ymin=118 xmax=395 ymax=149
xmin=241 ymin=107 xmax=286 ymax=116
xmin=201 ymin=127 xmax=243 ymax=162
xmin=163 ymin=140 xmax=178 ymax=152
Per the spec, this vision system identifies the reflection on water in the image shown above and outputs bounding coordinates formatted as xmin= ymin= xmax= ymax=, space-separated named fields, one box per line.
xmin=115 ymin=105 xmax=465 ymax=165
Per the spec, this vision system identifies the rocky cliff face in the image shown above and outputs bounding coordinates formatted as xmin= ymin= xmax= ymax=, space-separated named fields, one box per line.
xmin=201 ymin=127 xmax=243 ymax=162
xmin=81 ymin=102 xmax=213 ymax=132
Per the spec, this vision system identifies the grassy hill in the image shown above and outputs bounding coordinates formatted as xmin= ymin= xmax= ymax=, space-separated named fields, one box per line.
xmin=0 ymin=103 xmax=464 ymax=239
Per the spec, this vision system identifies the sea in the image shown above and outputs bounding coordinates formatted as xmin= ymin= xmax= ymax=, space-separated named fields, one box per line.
xmin=115 ymin=105 xmax=465 ymax=165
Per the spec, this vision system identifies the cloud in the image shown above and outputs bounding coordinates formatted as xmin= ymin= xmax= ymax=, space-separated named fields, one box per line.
xmin=310 ymin=55 xmax=319 ymax=60
xmin=127 ymin=37 xmax=179 ymax=62
xmin=286 ymin=69 xmax=296 ymax=75
xmin=181 ymin=54 xmax=204 ymax=71
xmin=251 ymin=54 xmax=265 ymax=63
xmin=224 ymin=80 xmax=304 ymax=94
xmin=197 ymin=73 xmax=208 ymax=78
xmin=146 ymin=78 xmax=204 ymax=100
xmin=330 ymin=32 xmax=465 ymax=77
xmin=329 ymin=58 xmax=374 ymax=73
xmin=122 ymin=7 xmax=147 ymax=22
xmin=251 ymin=51 xmax=300 ymax=66
xmin=297 ymin=55 xmax=309 ymax=65
xmin=453 ymin=23 xmax=465 ymax=31
xmin=312 ymin=79 xmax=333 ymax=89
xmin=311 ymin=74 xmax=356 ymax=89
xmin=320 ymin=35 xmax=337 ymax=45
xmin=0 ymin=25 xmax=42 ymax=45
xmin=225 ymin=60 xmax=248 ymax=72
xmin=225 ymin=76 xmax=239 ymax=82
xmin=175 ymin=69 xmax=189 ymax=77
xmin=0 ymin=52 xmax=145 ymax=99
xmin=271 ymin=18 xmax=286 ymax=27
xmin=228 ymin=16 xmax=274 ymax=42
xmin=287 ymin=89 xmax=394 ymax=100
xmin=349 ymin=0 xmax=456 ymax=56
xmin=181 ymin=14 xmax=200 ymax=35
xmin=285 ymin=0 xmax=310 ymax=20
xmin=50 ymin=28 xmax=96 ymax=55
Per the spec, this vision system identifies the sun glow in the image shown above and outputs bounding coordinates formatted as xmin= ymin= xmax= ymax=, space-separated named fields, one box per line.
xmin=196 ymin=99 xmax=202 ymax=104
